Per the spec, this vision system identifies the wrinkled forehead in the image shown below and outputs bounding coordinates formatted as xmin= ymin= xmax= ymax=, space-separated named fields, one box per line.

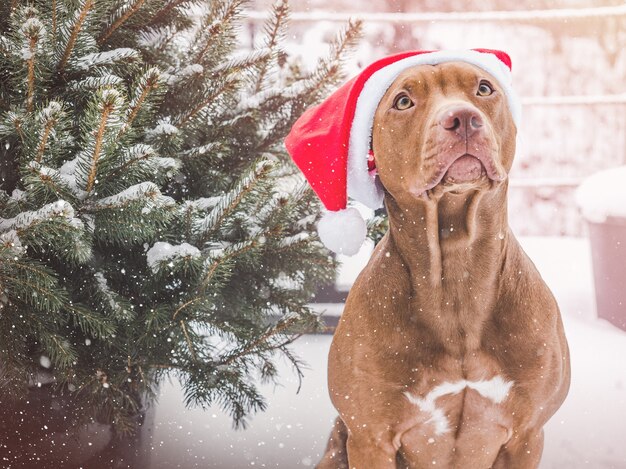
xmin=385 ymin=61 xmax=500 ymax=96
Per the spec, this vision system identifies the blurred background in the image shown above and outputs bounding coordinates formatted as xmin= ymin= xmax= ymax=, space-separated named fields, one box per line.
xmin=150 ymin=1 xmax=626 ymax=468
xmin=243 ymin=0 xmax=626 ymax=238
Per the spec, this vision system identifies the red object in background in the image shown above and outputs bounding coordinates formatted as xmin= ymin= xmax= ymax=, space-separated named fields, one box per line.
xmin=587 ymin=217 xmax=626 ymax=330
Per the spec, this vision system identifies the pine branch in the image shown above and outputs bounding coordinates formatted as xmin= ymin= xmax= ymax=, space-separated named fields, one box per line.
xmin=24 ymin=162 xmax=76 ymax=203
xmin=38 ymin=330 xmax=78 ymax=369
xmin=218 ymin=315 xmax=302 ymax=367
xmin=301 ymin=18 xmax=362 ymax=103
xmin=213 ymin=49 xmax=273 ymax=78
xmin=51 ymin=0 xmax=57 ymax=43
xmin=195 ymin=160 xmax=273 ymax=241
xmin=20 ymin=17 xmax=45 ymax=113
xmin=193 ymin=0 xmax=245 ymax=64
xmin=98 ymin=144 xmax=157 ymax=184
xmin=89 ymin=182 xmax=173 ymax=211
xmin=2 ymin=273 xmax=65 ymax=312
xmin=148 ymin=0 xmax=189 ymax=27
xmin=200 ymin=240 xmax=257 ymax=289
xmin=69 ymin=75 xmax=125 ymax=92
xmin=180 ymin=320 xmax=198 ymax=361
xmin=35 ymin=119 xmax=54 ymax=163
xmin=5 ymin=112 xmax=26 ymax=142
xmin=26 ymin=37 xmax=36 ymax=112
xmin=85 ymin=92 xmax=117 ymax=194
xmin=172 ymin=297 xmax=202 ymax=320
xmin=57 ymin=0 xmax=95 ymax=73
xmin=176 ymin=78 xmax=238 ymax=128
xmin=35 ymin=102 xmax=63 ymax=163
xmin=98 ymin=0 xmax=147 ymax=46
xmin=253 ymin=0 xmax=289 ymax=94
xmin=119 ymin=68 xmax=160 ymax=137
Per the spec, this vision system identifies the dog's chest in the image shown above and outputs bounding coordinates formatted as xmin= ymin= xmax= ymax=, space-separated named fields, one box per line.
xmin=397 ymin=353 xmax=515 ymax=462
xmin=403 ymin=374 xmax=513 ymax=433
xmin=398 ymin=377 xmax=514 ymax=467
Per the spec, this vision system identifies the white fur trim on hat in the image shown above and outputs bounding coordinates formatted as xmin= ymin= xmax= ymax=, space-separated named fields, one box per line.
xmin=317 ymin=207 xmax=366 ymax=256
xmin=347 ymin=49 xmax=521 ymax=210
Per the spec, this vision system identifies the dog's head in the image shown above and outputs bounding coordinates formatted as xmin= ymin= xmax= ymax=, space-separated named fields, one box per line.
xmin=371 ymin=62 xmax=517 ymax=201
xmin=285 ymin=50 xmax=519 ymax=254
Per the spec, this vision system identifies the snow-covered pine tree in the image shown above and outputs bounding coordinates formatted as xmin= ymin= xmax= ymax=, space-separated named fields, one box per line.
xmin=0 ymin=0 xmax=360 ymax=443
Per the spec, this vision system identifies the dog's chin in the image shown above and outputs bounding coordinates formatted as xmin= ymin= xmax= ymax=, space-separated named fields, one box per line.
xmin=440 ymin=155 xmax=488 ymax=190
xmin=409 ymin=154 xmax=505 ymax=198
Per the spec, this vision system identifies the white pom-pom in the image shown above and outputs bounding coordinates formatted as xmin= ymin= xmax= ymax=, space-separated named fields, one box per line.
xmin=317 ymin=207 xmax=367 ymax=256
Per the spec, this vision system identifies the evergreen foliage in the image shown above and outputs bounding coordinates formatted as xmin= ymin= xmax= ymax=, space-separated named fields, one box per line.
xmin=0 ymin=0 xmax=361 ymax=437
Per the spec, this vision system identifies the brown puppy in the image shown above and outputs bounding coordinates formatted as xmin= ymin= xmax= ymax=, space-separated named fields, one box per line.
xmin=317 ymin=62 xmax=571 ymax=468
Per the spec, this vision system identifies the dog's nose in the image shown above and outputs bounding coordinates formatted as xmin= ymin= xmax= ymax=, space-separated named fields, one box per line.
xmin=439 ymin=105 xmax=484 ymax=137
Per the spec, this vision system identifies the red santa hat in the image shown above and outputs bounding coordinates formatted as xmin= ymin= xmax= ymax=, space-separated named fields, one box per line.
xmin=285 ymin=49 xmax=520 ymax=256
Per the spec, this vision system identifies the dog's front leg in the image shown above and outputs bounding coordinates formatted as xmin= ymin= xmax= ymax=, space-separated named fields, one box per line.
xmin=345 ymin=429 xmax=399 ymax=469
xmin=316 ymin=417 xmax=349 ymax=469
xmin=492 ymin=427 xmax=544 ymax=469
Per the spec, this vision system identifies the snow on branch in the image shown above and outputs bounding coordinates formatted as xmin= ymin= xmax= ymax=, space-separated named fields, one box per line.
xmin=91 ymin=182 xmax=175 ymax=210
xmin=27 ymin=161 xmax=76 ymax=197
xmin=34 ymin=101 xmax=64 ymax=163
xmin=19 ymin=17 xmax=46 ymax=112
xmin=182 ymin=197 xmax=222 ymax=212
xmin=0 ymin=200 xmax=81 ymax=232
xmin=146 ymin=241 xmax=201 ymax=273
xmin=73 ymin=48 xmax=139 ymax=71
xmin=0 ymin=230 xmax=25 ymax=256
xmin=277 ymin=232 xmax=309 ymax=248
xmin=93 ymin=271 xmax=132 ymax=319
xmin=146 ymin=117 xmax=179 ymax=137
xmin=182 ymin=142 xmax=222 ymax=159
xmin=167 ymin=64 xmax=204 ymax=85
xmin=243 ymin=3 xmax=626 ymax=23
xmin=69 ymin=74 xmax=125 ymax=92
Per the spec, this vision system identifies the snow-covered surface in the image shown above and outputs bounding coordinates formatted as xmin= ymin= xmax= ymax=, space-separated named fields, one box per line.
xmin=74 ymin=48 xmax=138 ymax=70
xmin=0 ymin=229 xmax=24 ymax=256
xmin=150 ymin=236 xmax=626 ymax=468
xmin=146 ymin=241 xmax=201 ymax=272
xmin=0 ymin=200 xmax=81 ymax=231
xmin=147 ymin=118 xmax=179 ymax=137
xmin=575 ymin=166 xmax=626 ymax=223
xmin=93 ymin=182 xmax=175 ymax=209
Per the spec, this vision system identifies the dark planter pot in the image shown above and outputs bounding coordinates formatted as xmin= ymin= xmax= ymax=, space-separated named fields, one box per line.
xmin=587 ymin=216 xmax=626 ymax=330
xmin=0 ymin=374 xmax=155 ymax=469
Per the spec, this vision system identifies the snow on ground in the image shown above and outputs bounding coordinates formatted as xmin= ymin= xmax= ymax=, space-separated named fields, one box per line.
xmin=150 ymin=236 xmax=626 ymax=468
xmin=575 ymin=165 xmax=626 ymax=223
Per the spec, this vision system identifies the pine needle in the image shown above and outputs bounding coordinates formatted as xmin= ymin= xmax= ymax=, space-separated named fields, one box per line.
xmin=98 ymin=0 xmax=147 ymax=45
xmin=57 ymin=0 xmax=94 ymax=73
xmin=86 ymin=100 xmax=114 ymax=194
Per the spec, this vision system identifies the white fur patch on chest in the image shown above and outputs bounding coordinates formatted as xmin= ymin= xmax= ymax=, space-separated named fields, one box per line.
xmin=403 ymin=376 xmax=514 ymax=435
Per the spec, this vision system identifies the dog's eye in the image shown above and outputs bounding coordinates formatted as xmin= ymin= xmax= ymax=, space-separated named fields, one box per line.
xmin=393 ymin=94 xmax=414 ymax=110
xmin=477 ymin=81 xmax=494 ymax=96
